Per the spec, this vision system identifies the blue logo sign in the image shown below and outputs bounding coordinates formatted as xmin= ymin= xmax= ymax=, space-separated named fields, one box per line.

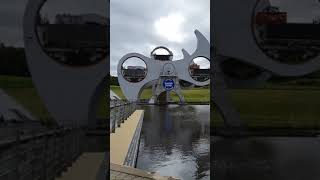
xmin=163 ymin=79 xmax=175 ymax=91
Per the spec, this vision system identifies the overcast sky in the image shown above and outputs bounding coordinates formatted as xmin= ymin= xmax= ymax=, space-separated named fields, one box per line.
xmin=0 ymin=0 xmax=28 ymax=47
xmin=0 ymin=0 xmax=107 ymax=47
xmin=271 ymin=0 xmax=320 ymax=23
xmin=40 ymin=0 xmax=107 ymax=22
xmin=110 ymin=0 xmax=210 ymax=76
xmin=0 ymin=0 xmax=319 ymax=67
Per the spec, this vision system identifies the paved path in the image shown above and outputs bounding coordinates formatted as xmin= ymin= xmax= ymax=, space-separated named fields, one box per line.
xmin=110 ymin=110 xmax=143 ymax=165
xmin=56 ymin=153 xmax=105 ymax=180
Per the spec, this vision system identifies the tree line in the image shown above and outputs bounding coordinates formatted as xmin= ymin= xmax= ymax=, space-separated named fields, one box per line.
xmin=0 ymin=43 xmax=30 ymax=77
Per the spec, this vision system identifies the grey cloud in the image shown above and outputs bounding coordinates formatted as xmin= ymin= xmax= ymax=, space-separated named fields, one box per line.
xmin=110 ymin=0 xmax=210 ymax=76
xmin=1 ymin=0 xmax=316 ymax=70
xmin=41 ymin=0 xmax=107 ymax=21
xmin=0 ymin=0 xmax=108 ymax=47
xmin=0 ymin=0 xmax=28 ymax=47
xmin=270 ymin=0 xmax=320 ymax=22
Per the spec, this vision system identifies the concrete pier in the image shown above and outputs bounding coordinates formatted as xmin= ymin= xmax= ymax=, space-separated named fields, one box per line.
xmin=110 ymin=110 xmax=144 ymax=166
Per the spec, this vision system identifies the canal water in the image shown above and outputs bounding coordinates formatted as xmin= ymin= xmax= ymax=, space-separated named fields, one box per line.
xmin=136 ymin=105 xmax=210 ymax=180
xmin=213 ymin=136 xmax=320 ymax=180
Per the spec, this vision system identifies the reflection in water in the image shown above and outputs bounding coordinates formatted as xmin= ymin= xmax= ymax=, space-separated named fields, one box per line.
xmin=137 ymin=105 xmax=210 ymax=180
xmin=213 ymin=137 xmax=320 ymax=180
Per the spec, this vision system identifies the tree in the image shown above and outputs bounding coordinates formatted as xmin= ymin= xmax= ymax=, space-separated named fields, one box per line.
xmin=0 ymin=44 xmax=30 ymax=77
xmin=110 ymin=76 xmax=119 ymax=86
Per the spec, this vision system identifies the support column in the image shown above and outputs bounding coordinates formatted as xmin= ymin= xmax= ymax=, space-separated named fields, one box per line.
xmin=212 ymin=56 xmax=244 ymax=128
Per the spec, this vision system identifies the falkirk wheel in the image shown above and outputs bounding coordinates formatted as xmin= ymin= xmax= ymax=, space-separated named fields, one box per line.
xmin=23 ymin=0 xmax=109 ymax=126
xmin=117 ymin=30 xmax=210 ymax=104
xmin=212 ymin=0 xmax=320 ymax=128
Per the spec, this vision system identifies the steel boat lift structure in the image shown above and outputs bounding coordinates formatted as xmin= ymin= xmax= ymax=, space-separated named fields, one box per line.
xmin=212 ymin=0 xmax=320 ymax=128
xmin=117 ymin=30 xmax=210 ymax=104
xmin=23 ymin=0 xmax=109 ymax=127
xmin=21 ymin=0 xmax=320 ymax=129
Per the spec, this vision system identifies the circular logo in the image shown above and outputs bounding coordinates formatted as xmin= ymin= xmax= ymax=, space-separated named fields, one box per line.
xmin=163 ymin=79 xmax=175 ymax=91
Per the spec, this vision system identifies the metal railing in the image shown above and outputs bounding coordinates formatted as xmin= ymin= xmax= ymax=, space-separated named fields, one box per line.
xmin=110 ymin=100 xmax=136 ymax=133
xmin=0 ymin=120 xmax=84 ymax=180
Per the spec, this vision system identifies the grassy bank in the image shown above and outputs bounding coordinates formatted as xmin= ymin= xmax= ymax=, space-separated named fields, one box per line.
xmin=2 ymin=76 xmax=319 ymax=129
xmin=0 ymin=75 xmax=107 ymax=121
xmin=110 ymin=85 xmax=210 ymax=102
xmin=0 ymin=75 xmax=50 ymax=119
xmin=213 ymin=89 xmax=320 ymax=129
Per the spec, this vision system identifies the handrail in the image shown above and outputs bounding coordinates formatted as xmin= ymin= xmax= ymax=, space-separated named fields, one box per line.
xmin=0 ymin=120 xmax=83 ymax=180
xmin=110 ymin=100 xmax=136 ymax=133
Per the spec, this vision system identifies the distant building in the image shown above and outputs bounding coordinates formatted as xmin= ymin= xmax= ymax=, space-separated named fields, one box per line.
xmin=122 ymin=66 xmax=147 ymax=82
xmin=37 ymin=13 xmax=108 ymax=65
xmin=38 ymin=14 xmax=108 ymax=49
xmin=256 ymin=6 xmax=287 ymax=25
xmin=189 ymin=63 xmax=209 ymax=81
xmin=255 ymin=6 xmax=320 ymax=42
xmin=127 ymin=66 xmax=146 ymax=70
xmin=255 ymin=6 xmax=320 ymax=61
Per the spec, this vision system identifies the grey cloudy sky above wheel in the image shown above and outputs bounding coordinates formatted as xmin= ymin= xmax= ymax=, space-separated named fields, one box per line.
xmin=0 ymin=0 xmax=318 ymax=56
xmin=110 ymin=0 xmax=210 ymax=76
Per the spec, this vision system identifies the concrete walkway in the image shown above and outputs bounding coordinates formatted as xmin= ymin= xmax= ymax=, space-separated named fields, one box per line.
xmin=56 ymin=153 xmax=105 ymax=180
xmin=110 ymin=110 xmax=143 ymax=165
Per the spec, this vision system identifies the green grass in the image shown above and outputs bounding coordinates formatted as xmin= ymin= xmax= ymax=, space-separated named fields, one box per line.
xmin=0 ymin=75 xmax=107 ymax=121
xmin=2 ymin=76 xmax=320 ymax=129
xmin=110 ymin=85 xmax=210 ymax=102
xmin=0 ymin=75 xmax=51 ymax=119
xmin=213 ymin=89 xmax=320 ymax=129
xmin=178 ymin=88 xmax=210 ymax=102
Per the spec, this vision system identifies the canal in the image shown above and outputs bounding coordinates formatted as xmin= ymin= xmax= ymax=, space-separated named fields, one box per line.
xmin=213 ymin=136 xmax=320 ymax=180
xmin=136 ymin=105 xmax=210 ymax=180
